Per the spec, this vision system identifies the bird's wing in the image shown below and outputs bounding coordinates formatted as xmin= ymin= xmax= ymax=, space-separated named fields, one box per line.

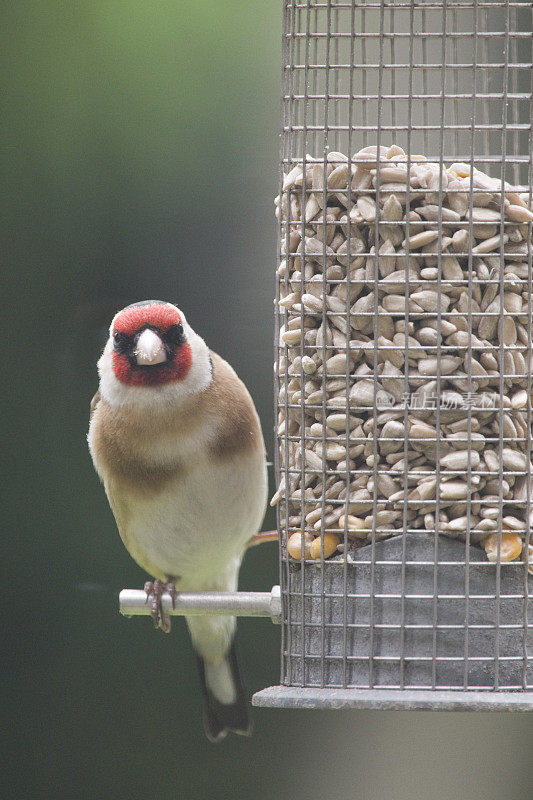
xmin=89 ymin=389 xmax=101 ymax=421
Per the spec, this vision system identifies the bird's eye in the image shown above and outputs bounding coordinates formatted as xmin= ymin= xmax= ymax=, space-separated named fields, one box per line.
xmin=165 ymin=323 xmax=185 ymax=348
xmin=113 ymin=330 xmax=130 ymax=352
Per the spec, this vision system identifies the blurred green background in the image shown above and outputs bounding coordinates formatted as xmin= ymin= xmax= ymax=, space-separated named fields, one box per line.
xmin=3 ymin=2 xmax=532 ymax=799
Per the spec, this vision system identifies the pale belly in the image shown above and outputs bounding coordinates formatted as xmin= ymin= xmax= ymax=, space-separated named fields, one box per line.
xmin=109 ymin=450 xmax=268 ymax=588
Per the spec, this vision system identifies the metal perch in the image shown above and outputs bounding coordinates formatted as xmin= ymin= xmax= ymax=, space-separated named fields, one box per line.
xmin=119 ymin=586 xmax=282 ymax=623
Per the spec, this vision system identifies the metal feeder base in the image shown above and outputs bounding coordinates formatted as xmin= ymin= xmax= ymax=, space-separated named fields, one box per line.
xmin=253 ymin=534 xmax=533 ymax=709
xmin=252 ymin=687 xmax=533 ymax=711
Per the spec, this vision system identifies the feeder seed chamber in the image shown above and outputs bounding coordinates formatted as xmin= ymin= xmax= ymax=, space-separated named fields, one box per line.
xmin=121 ymin=0 xmax=533 ymax=711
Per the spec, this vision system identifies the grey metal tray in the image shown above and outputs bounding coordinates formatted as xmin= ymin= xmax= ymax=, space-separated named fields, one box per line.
xmin=254 ymin=534 xmax=533 ymax=709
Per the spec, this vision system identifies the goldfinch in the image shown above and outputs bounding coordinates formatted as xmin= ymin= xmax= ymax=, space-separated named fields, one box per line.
xmin=88 ymin=300 xmax=267 ymax=741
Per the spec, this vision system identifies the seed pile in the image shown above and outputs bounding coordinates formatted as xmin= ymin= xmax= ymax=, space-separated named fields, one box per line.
xmin=273 ymin=145 xmax=533 ymax=566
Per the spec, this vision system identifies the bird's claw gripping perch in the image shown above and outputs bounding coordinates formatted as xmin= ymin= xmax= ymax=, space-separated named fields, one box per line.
xmin=144 ymin=579 xmax=177 ymax=633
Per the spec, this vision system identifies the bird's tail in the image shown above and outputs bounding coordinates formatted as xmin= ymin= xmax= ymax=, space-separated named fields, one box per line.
xmin=195 ymin=637 xmax=253 ymax=743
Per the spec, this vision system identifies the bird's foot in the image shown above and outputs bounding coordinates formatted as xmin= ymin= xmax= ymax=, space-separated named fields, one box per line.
xmin=144 ymin=579 xmax=177 ymax=633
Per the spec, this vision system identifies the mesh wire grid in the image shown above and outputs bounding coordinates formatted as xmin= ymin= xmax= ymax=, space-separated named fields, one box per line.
xmin=271 ymin=0 xmax=533 ymax=702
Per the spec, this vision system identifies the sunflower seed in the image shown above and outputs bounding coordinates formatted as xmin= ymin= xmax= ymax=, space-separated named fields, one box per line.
xmin=502 ymin=448 xmax=528 ymax=472
xmin=440 ymin=451 xmax=481 ymax=470
xmin=402 ymin=230 xmax=439 ymax=249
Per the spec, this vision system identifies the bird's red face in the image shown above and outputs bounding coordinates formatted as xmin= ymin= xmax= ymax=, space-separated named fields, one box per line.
xmin=111 ymin=301 xmax=192 ymax=387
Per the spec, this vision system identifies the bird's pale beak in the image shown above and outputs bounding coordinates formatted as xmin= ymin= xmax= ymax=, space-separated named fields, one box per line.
xmin=134 ymin=329 xmax=167 ymax=366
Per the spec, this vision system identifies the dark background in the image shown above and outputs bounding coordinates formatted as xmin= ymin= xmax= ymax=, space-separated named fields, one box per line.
xmin=3 ymin=3 xmax=532 ymax=798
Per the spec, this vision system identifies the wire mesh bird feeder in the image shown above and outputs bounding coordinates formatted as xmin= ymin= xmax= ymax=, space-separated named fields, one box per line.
xmin=253 ymin=0 xmax=533 ymax=709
